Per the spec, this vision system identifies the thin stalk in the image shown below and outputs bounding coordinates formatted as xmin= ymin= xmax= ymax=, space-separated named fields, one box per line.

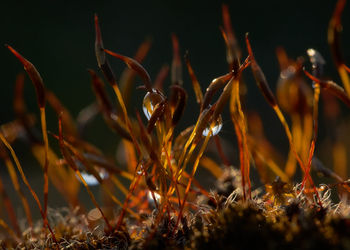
xmin=163 ymin=145 xmax=182 ymax=208
xmin=40 ymin=107 xmax=49 ymax=222
xmin=252 ymin=149 xmax=289 ymax=182
xmin=233 ymin=79 xmax=251 ymax=198
xmin=0 ymin=132 xmax=58 ymax=246
xmin=75 ymin=170 xmax=113 ymax=230
xmin=115 ymin=171 xmax=142 ymax=232
xmin=285 ymin=114 xmax=302 ymax=178
xmin=213 ymin=135 xmax=231 ymax=166
xmin=58 ymin=117 xmax=113 ymax=232
xmin=173 ymin=129 xmax=212 ymax=234
xmin=302 ymin=80 xmax=321 ymax=189
xmin=0 ymin=176 xmax=20 ymax=237
xmin=245 ymin=35 xmax=321 ymax=206
xmin=111 ymin=84 xmax=141 ymax=155
xmin=0 ymin=218 xmax=20 ymax=243
xmin=2 ymin=154 xmax=33 ymax=227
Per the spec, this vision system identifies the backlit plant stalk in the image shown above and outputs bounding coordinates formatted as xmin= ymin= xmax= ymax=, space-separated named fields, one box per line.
xmin=6 ymin=45 xmax=52 ymax=229
xmin=245 ymin=35 xmax=323 ymax=206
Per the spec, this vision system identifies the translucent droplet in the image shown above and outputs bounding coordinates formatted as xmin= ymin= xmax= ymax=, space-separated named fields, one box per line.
xmin=147 ymin=190 xmax=161 ymax=205
xmin=136 ymin=164 xmax=145 ymax=176
xmin=202 ymin=115 xmax=223 ymax=137
xmin=142 ymin=89 xmax=164 ymax=120
xmin=79 ymin=169 xmax=108 ymax=186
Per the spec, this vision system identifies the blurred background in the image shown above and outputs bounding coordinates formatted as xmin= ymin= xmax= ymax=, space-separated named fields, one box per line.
xmin=0 ymin=0 xmax=349 ymax=217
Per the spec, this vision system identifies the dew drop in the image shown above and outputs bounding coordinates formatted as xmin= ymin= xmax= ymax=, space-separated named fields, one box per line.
xmin=202 ymin=115 xmax=223 ymax=137
xmin=142 ymin=89 xmax=164 ymax=120
xmin=78 ymin=168 xmax=109 ymax=186
xmin=136 ymin=164 xmax=145 ymax=176
xmin=147 ymin=190 xmax=161 ymax=205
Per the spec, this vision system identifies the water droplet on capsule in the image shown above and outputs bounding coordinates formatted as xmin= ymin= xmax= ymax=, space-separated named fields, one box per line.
xmin=202 ymin=115 xmax=223 ymax=136
xmin=142 ymin=89 xmax=164 ymax=120
xmin=147 ymin=190 xmax=161 ymax=205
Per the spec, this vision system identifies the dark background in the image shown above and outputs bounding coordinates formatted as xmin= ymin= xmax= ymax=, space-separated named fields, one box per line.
xmin=0 ymin=0 xmax=349 ymax=214
xmin=1 ymin=1 xmax=349 ymax=149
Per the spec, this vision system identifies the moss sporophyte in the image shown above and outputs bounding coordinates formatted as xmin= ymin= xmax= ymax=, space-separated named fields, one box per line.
xmin=1 ymin=1 xmax=350 ymax=249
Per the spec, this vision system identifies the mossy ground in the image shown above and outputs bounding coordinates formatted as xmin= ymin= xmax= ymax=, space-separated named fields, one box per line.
xmin=1 ymin=169 xmax=350 ymax=250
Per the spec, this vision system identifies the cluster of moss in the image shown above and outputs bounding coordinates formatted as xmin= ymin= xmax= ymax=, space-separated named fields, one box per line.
xmin=189 ymin=203 xmax=349 ymax=250
xmin=1 ymin=168 xmax=349 ymax=249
